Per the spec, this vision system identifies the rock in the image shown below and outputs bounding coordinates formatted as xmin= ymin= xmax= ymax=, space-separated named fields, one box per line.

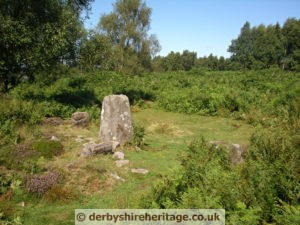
xmin=112 ymin=141 xmax=120 ymax=151
xmin=209 ymin=140 xmax=246 ymax=165
xmin=115 ymin=159 xmax=129 ymax=167
xmin=131 ymin=168 xmax=149 ymax=174
xmin=72 ymin=112 xmax=89 ymax=126
xmin=75 ymin=136 xmax=84 ymax=143
xmin=110 ymin=173 xmax=125 ymax=182
xmin=113 ymin=151 xmax=125 ymax=160
xmin=100 ymin=95 xmax=133 ymax=145
xmin=230 ymin=144 xmax=246 ymax=165
xmin=81 ymin=142 xmax=118 ymax=156
xmin=50 ymin=136 xmax=59 ymax=141
xmin=18 ymin=202 xmax=25 ymax=207
xmin=209 ymin=140 xmax=229 ymax=149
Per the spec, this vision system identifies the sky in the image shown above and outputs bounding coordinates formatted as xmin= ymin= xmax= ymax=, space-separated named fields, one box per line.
xmin=84 ymin=0 xmax=300 ymax=58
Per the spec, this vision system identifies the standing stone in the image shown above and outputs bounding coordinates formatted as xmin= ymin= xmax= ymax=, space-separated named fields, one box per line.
xmin=100 ymin=95 xmax=133 ymax=145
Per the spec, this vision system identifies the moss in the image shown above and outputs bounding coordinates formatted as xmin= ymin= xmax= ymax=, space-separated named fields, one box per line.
xmin=33 ymin=140 xmax=63 ymax=159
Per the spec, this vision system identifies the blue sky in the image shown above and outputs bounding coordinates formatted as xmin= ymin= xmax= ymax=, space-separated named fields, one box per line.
xmin=84 ymin=0 xmax=300 ymax=57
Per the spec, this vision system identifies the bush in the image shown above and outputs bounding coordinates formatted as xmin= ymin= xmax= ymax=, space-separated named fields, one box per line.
xmin=131 ymin=123 xmax=146 ymax=148
xmin=142 ymin=138 xmax=238 ymax=209
xmin=142 ymin=126 xmax=300 ymax=224
xmin=0 ymin=97 xmax=43 ymax=138
xmin=241 ymin=128 xmax=300 ymax=222
xmin=26 ymin=172 xmax=60 ymax=196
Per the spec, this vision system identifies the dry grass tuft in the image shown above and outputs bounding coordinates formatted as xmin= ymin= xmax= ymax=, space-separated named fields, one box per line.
xmin=147 ymin=122 xmax=184 ymax=136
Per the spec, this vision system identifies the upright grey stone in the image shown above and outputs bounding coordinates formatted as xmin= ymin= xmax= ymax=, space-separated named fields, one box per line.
xmin=100 ymin=95 xmax=133 ymax=145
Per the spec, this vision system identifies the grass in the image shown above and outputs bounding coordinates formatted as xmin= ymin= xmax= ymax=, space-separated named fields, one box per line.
xmin=12 ymin=108 xmax=253 ymax=224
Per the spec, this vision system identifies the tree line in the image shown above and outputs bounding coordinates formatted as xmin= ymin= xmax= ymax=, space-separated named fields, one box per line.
xmin=153 ymin=18 xmax=300 ymax=72
xmin=1 ymin=0 xmax=300 ymax=92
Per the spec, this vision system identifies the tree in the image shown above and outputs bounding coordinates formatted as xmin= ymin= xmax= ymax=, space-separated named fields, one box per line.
xmin=228 ymin=22 xmax=254 ymax=69
xmin=282 ymin=18 xmax=300 ymax=70
xmin=79 ymin=31 xmax=113 ymax=70
xmin=0 ymin=0 xmax=93 ymax=92
xmin=228 ymin=19 xmax=300 ymax=70
xmin=164 ymin=51 xmax=183 ymax=71
xmin=98 ymin=0 xmax=160 ymax=74
xmin=181 ymin=50 xmax=197 ymax=71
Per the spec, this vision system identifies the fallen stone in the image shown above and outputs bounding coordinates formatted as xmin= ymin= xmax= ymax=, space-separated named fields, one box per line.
xmin=72 ymin=112 xmax=89 ymax=126
xmin=100 ymin=95 xmax=133 ymax=145
xmin=115 ymin=160 xmax=129 ymax=167
xmin=81 ymin=142 xmax=116 ymax=156
xmin=131 ymin=168 xmax=149 ymax=174
xmin=113 ymin=151 xmax=125 ymax=160
xmin=110 ymin=173 xmax=125 ymax=182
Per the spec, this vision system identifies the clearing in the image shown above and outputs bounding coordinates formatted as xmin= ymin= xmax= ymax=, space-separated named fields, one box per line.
xmin=21 ymin=108 xmax=253 ymax=225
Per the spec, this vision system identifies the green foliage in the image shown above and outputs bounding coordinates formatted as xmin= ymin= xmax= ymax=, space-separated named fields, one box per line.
xmin=0 ymin=68 xmax=299 ymax=224
xmin=0 ymin=0 xmax=94 ymax=91
xmin=79 ymin=32 xmax=114 ymax=70
xmin=274 ymin=200 xmax=300 ymax=225
xmin=98 ymin=0 xmax=160 ymax=74
xmin=143 ymin=126 xmax=299 ymax=223
xmin=32 ymin=140 xmax=63 ymax=159
xmin=131 ymin=123 xmax=146 ymax=148
xmin=229 ymin=19 xmax=300 ymax=71
xmin=242 ymin=127 xmax=300 ymax=222
xmin=141 ymin=138 xmax=240 ymax=210
xmin=142 ymin=114 xmax=300 ymax=223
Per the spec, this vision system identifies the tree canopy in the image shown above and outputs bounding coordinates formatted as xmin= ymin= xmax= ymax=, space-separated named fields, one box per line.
xmin=98 ymin=0 xmax=160 ymax=74
xmin=228 ymin=18 xmax=300 ymax=70
xmin=0 ymin=0 xmax=93 ymax=91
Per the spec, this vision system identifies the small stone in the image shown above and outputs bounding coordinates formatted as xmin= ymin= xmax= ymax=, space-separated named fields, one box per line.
xmin=72 ymin=112 xmax=89 ymax=126
xmin=115 ymin=160 xmax=129 ymax=167
xmin=131 ymin=168 xmax=149 ymax=174
xmin=113 ymin=151 xmax=125 ymax=160
xmin=110 ymin=173 xmax=125 ymax=182
xmin=50 ymin=136 xmax=59 ymax=141
xmin=75 ymin=136 xmax=85 ymax=143
xmin=18 ymin=202 xmax=25 ymax=207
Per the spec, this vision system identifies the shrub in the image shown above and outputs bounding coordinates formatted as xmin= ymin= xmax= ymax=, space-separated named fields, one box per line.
xmin=142 ymin=126 xmax=300 ymax=224
xmin=241 ymin=128 xmax=300 ymax=222
xmin=142 ymin=138 xmax=238 ymax=209
xmin=26 ymin=172 xmax=60 ymax=196
xmin=131 ymin=123 xmax=146 ymax=148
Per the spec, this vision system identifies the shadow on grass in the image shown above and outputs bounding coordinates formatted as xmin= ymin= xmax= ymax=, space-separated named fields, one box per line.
xmin=52 ymin=89 xmax=99 ymax=108
xmin=115 ymin=89 xmax=155 ymax=105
